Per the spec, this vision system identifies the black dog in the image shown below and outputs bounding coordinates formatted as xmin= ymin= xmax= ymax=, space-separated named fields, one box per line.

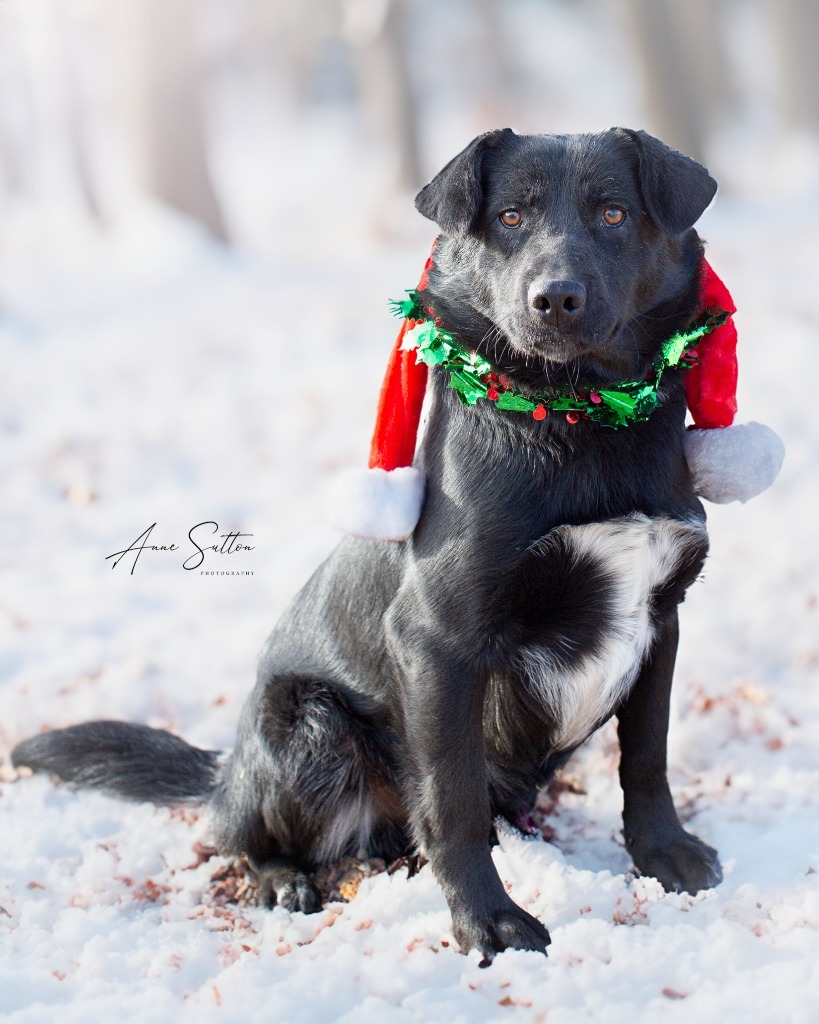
xmin=13 ymin=127 xmax=723 ymax=960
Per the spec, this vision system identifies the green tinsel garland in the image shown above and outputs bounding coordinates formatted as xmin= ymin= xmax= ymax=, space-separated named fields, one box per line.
xmin=390 ymin=291 xmax=730 ymax=428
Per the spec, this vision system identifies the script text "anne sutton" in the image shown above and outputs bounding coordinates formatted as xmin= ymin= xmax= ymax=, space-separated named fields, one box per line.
xmin=105 ymin=522 xmax=255 ymax=574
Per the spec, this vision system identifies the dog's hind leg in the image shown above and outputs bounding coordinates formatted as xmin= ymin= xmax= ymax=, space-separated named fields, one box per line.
xmin=211 ymin=675 xmax=407 ymax=912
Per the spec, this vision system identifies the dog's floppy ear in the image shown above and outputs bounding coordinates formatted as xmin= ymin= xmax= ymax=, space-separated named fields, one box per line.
xmin=617 ymin=128 xmax=717 ymax=234
xmin=415 ymin=128 xmax=516 ymax=237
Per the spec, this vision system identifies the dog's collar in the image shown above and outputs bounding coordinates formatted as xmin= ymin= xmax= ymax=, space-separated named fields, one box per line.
xmin=390 ymin=291 xmax=731 ymax=428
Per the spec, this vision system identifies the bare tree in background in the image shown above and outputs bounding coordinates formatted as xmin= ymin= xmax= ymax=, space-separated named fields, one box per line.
xmin=55 ymin=3 xmax=104 ymax=221
xmin=615 ymin=0 xmax=733 ymax=161
xmin=768 ymin=0 xmax=819 ymax=135
xmin=343 ymin=0 xmax=422 ymax=194
xmin=4 ymin=0 xmax=818 ymax=243
xmin=0 ymin=0 xmax=104 ymax=218
xmin=464 ymin=0 xmax=521 ymax=131
xmin=257 ymin=0 xmax=341 ymax=107
xmin=114 ymin=0 xmax=228 ymax=241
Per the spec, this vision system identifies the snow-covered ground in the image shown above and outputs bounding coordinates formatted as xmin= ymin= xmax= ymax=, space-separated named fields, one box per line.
xmin=2 ymin=150 xmax=819 ymax=1021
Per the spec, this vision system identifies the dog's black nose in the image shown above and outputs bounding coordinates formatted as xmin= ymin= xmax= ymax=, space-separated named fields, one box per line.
xmin=528 ymin=279 xmax=586 ymax=326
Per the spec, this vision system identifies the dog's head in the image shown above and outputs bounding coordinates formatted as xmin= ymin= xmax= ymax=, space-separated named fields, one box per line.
xmin=416 ymin=129 xmax=716 ymax=384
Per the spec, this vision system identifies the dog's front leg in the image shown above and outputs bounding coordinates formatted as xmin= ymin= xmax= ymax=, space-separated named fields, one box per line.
xmin=617 ymin=611 xmax=723 ymax=893
xmin=391 ymin=629 xmax=550 ymax=960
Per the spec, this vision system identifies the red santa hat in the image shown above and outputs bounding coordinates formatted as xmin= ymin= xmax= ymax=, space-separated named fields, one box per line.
xmin=331 ymin=255 xmax=784 ymax=540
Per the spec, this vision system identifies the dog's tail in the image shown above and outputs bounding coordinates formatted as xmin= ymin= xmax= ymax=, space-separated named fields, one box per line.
xmin=11 ymin=721 xmax=221 ymax=805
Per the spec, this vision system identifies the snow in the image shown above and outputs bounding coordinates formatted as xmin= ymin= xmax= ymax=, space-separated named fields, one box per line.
xmin=2 ymin=60 xmax=819 ymax=1024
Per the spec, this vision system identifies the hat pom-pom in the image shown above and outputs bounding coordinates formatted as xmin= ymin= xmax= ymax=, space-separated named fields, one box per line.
xmin=685 ymin=422 xmax=785 ymax=504
xmin=329 ymin=466 xmax=425 ymax=540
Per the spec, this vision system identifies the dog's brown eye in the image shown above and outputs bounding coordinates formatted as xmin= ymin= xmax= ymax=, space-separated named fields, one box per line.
xmin=499 ymin=209 xmax=521 ymax=228
xmin=602 ymin=206 xmax=626 ymax=226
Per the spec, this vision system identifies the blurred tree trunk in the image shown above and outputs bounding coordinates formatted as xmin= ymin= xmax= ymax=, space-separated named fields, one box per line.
xmin=0 ymin=18 xmax=32 ymax=202
xmin=615 ymin=0 xmax=725 ymax=160
xmin=116 ymin=0 xmax=228 ymax=241
xmin=1 ymin=0 xmax=103 ymax=218
xmin=56 ymin=3 xmax=104 ymax=221
xmin=674 ymin=0 xmax=735 ymax=127
xmin=470 ymin=0 xmax=518 ymax=127
xmin=266 ymin=0 xmax=340 ymax=108
xmin=768 ymin=0 xmax=819 ymax=134
xmin=344 ymin=0 xmax=422 ymax=193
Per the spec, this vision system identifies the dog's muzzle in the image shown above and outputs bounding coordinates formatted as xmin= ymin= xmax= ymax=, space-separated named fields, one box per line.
xmin=527 ymin=278 xmax=586 ymax=329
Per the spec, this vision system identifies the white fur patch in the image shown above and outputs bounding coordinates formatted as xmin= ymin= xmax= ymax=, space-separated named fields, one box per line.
xmin=316 ymin=792 xmax=374 ymax=863
xmin=518 ymin=515 xmax=706 ymax=751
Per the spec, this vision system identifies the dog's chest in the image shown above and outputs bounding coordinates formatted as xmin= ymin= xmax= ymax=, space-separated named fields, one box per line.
xmin=511 ymin=514 xmax=706 ymax=751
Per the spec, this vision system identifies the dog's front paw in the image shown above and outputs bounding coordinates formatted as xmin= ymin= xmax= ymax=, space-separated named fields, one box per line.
xmin=627 ymin=829 xmax=722 ymax=894
xmin=453 ymin=901 xmax=551 ymax=961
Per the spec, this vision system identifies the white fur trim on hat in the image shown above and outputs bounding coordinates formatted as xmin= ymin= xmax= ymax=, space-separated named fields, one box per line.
xmin=329 ymin=466 xmax=425 ymax=540
xmin=685 ymin=421 xmax=785 ymax=504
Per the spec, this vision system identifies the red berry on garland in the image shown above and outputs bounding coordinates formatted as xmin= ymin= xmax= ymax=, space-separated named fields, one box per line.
xmin=532 ymin=403 xmax=546 ymax=420
xmin=590 ymin=391 xmax=602 ymax=405
xmin=487 ymin=385 xmax=499 ymax=401
xmin=566 ymin=411 xmax=580 ymax=425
